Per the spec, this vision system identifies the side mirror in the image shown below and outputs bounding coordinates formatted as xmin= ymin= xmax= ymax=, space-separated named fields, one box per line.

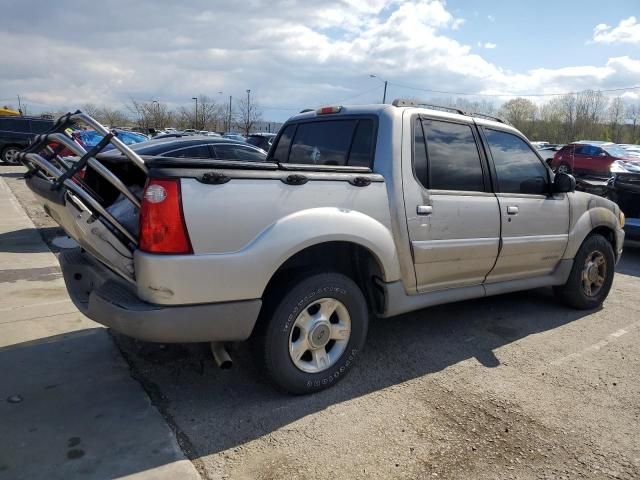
xmin=599 ymin=152 xmax=608 ymax=157
xmin=553 ymin=172 xmax=576 ymax=193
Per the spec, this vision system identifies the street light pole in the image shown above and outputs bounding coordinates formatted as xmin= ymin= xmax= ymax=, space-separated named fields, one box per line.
xmin=369 ymin=74 xmax=388 ymax=104
xmin=246 ymin=89 xmax=251 ymax=135
xmin=192 ymin=97 xmax=198 ymax=129
xmin=152 ymin=100 xmax=159 ymax=129
xmin=228 ymin=95 xmax=232 ymax=133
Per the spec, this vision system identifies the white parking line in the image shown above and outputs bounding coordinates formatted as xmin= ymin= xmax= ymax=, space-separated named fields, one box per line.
xmin=552 ymin=322 xmax=640 ymax=365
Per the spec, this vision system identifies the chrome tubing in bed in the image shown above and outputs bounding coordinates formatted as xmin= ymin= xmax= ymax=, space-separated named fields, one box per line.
xmin=23 ymin=152 xmax=138 ymax=246
xmin=69 ymin=113 xmax=148 ymax=174
xmin=44 ymin=133 xmax=141 ymax=209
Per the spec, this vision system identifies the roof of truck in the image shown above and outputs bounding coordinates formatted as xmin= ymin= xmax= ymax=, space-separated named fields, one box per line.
xmin=288 ymin=101 xmax=517 ymax=134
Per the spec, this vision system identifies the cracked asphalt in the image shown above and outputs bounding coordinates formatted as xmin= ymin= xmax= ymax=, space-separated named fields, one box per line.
xmin=3 ymin=165 xmax=640 ymax=480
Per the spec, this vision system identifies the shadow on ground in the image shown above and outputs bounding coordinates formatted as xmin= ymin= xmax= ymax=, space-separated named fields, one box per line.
xmin=0 ymin=228 xmax=63 ymax=254
xmin=0 ymin=329 xmax=192 ymax=480
xmin=111 ymin=286 xmax=601 ymax=462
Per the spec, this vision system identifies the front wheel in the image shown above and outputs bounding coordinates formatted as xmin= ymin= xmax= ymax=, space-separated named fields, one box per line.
xmin=2 ymin=146 xmax=22 ymax=164
xmin=554 ymin=234 xmax=615 ymax=310
xmin=254 ymin=271 xmax=369 ymax=394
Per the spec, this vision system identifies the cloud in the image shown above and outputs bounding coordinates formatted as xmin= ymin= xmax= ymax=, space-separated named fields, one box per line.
xmin=478 ymin=42 xmax=497 ymax=49
xmin=591 ymin=16 xmax=640 ymax=44
xmin=487 ymin=14 xmax=495 ymax=22
xmin=0 ymin=0 xmax=638 ymax=121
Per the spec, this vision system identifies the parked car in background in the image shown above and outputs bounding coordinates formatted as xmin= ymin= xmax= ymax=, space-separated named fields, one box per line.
xmin=98 ymin=136 xmax=267 ymax=162
xmin=531 ymin=141 xmax=550 ymax=149
xmin=538 ymin=145 xmax=563 ymax=166
xmin=223 ymin=133 xmax=246 ymax=142
xmin=619 ymin=144 xmax=640 ymax=158
xmin=551 ymin=142 xmax=638 ymax=176
xmin=74 ymin=129 xmax=148 ymax=151
xmin=151 ymin=132 xmax=195 ymax=140
xmin=245 ymin=132 xmax=276 ymax=151
xmin=0 ymin=115 xmax=54 ymax=163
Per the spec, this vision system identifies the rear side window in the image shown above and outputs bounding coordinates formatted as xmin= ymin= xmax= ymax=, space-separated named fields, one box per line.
xmin=162 ymin=145 xmax=211 ymax=158
xmin=271 ymin=125 xmax=295 ymax=163
xmin=273 ymin=119 xmax=375 ymax=168
xmin=414 ymin=119 xmax=485 ymax=192
xmin=214 ymin=144 xmax=265 ymax=162
xmin=484 ymin=129 xmax=548 ymax=195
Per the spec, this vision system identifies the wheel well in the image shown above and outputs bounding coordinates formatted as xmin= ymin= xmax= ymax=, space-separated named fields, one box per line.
xmin=590 ymin=226 xmax=616 ymax=252
xmin=262 ymin=241 xmax=385 ymax=312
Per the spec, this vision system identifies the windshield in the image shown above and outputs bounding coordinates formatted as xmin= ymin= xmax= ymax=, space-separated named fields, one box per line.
xmin=603 ymin=145 xmax=629 ymax=157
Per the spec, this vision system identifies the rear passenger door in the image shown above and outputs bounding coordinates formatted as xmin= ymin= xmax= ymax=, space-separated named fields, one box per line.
xmin=481 ymin=128 xmax=569 ymax=283
xmin=403 ymin=116 xmax=501 ymax=292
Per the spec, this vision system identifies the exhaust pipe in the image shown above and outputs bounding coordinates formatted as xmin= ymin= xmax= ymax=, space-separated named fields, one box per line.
xmin=210 ymin=342 xmax=232 ymax=369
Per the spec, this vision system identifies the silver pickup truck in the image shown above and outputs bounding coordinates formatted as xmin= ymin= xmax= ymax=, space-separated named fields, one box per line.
xmin=19 ymin=101 xmax=625 ymax=394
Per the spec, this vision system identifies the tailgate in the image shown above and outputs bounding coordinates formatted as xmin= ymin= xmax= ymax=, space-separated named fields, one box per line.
xmin=17 ymin=111 xmax=147 ymax=281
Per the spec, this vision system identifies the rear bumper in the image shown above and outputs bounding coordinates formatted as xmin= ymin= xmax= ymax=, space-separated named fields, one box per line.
xmin=59 ymin=248 xmax=261 ymax=343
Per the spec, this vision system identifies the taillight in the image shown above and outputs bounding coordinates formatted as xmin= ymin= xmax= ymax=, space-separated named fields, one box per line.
xmin=139 ymin=179 xmax=192 ymax=254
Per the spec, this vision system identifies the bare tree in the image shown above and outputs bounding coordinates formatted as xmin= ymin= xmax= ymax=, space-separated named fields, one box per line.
xmin=628 ymin=103 xmax=640 ymax=143
xmin=608 ymin=97 xmax=625 ymax=143
xmin=128 ymin=99 xmax=173 ymax=131
xmin=81 ymin=103 xmax=102 ymax=119
xmin=100 ymin=106 xmax=129 ymax=127
xmin=236 ymin=97 xmax=262 ymax=135
xmin=498 ymin=98 xmax=537 ymax=136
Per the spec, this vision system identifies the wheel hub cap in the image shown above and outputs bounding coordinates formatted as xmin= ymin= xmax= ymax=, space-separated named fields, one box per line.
xmin=581 ymin=250 xmax=606 ymax=297
xmin=288 ymin=297 xmax=352 ymax=374
xmin=308 ymin=322 xmax=331 ymax=349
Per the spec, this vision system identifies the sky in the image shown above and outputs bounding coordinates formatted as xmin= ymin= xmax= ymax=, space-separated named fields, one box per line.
xmin=1 ymin=0 xmax=639 ymax=122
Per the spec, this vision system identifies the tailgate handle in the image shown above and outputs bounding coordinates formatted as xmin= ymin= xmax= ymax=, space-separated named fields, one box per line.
xmin=200 ymin=172 xmax=230 ymax=184
xmin=349 ymin=176 xmax=372 ymax=187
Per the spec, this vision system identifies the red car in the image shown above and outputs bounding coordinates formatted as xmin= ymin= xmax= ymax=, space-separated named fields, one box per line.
xmin=551 ymin=142 xmax=637 ymax=176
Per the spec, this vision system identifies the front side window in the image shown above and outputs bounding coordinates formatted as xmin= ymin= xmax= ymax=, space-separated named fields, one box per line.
xmin=272 ymin=119 xmax=375 ymax=168
xmin=484 ymin=129 xmax=548 ymax=195
xmin=162 ymin=145 xmax=211 ymax=158
xmin=415 ymin=119 xmax=485 ymax=192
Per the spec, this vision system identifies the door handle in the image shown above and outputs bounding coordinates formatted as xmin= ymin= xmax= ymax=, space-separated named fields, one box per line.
xmin=507 ymin=206 xmax=519 ymax=215
xmin=417 ymin=205 xmax=433 ymax=215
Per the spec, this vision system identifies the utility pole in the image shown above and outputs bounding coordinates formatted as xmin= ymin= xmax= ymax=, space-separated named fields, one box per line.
xmin=246 ymin=89 xmax=251 ymax=135
xmin=17 ymin=95 xmax=22 ymax=115
xmin=152 ymin=100 xmax=159 ymax=129
xmin=192 ymin=97 xmax=198 ymax=129
xmin=228 ymin=95 xmax=232 ymax=133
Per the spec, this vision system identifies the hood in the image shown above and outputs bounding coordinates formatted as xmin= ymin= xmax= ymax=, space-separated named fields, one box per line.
xmin=610 ymin=159 xmax=640 ymax=174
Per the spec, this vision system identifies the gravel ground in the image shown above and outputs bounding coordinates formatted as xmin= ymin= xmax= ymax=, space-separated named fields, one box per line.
xmin=4 ymin=164 xmax=640 ymax=480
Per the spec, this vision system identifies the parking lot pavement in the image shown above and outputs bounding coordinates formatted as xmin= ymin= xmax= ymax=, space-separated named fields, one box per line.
xmin=2 ymin=165 xmax=640 ymax=480
xmin=0 ymin=170 xmax=200 ymax=480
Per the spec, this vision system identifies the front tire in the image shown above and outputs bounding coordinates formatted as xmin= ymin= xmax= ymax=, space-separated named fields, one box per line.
xmin=554 ymin=234 xmax=615 ymax=310
xmin=2 ymin=145 xmax=22 ymax=164
xmin=254 ymin=271 xmax=369 ymax=394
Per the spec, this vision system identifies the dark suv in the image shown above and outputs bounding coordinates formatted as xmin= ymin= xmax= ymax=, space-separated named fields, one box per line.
xmin=0 ymin=116 xmax=54 ymax=163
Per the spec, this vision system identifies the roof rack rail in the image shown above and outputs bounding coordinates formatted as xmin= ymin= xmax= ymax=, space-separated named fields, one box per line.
xmin=391 ymin=99 xmax=466 ymax=115
xmin=471 ymin=112 xmax=510 ymax=125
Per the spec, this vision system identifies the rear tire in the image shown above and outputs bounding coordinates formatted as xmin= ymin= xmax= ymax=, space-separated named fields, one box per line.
xmin=554 ymin=234 xmax=615 ymax=310
xmin=1 ymin=145 xmax=22 ymax=164
xmin=253 ymin=271 xmax=369 ymax=394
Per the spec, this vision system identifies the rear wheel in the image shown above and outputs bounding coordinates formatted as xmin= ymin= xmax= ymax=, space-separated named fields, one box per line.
xmin=1 ymin=145 xmax=22 ymax=164
xmin=254 ymin=271 xmax=369 ymax=394
xmin=554 ymin=234 xmax=615 ymax=310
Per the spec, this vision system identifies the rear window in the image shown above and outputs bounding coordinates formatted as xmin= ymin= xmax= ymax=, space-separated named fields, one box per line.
xmin=273 ymin=118 xmax=375 ymax=168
